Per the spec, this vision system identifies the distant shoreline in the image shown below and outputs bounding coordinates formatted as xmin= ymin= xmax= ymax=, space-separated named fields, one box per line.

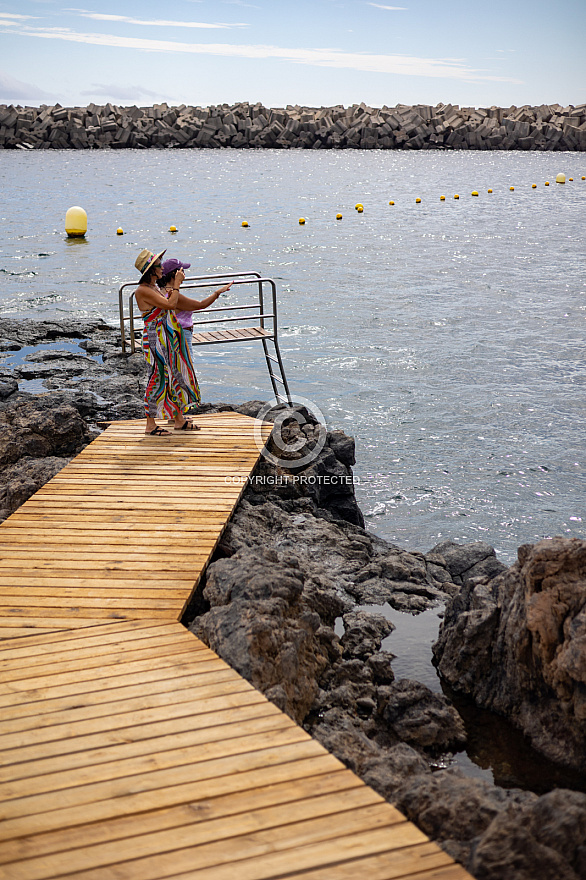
xmin=1 ymin=100 xmax=585 ymax=152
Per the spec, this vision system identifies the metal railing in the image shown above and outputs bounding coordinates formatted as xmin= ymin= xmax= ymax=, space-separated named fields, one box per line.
xmin=118 ymin=271 xmax=292 ymax=405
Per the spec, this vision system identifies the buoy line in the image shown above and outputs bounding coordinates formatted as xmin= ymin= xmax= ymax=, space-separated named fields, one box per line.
xmin=71 ymin=174 xmax=583 ymax=237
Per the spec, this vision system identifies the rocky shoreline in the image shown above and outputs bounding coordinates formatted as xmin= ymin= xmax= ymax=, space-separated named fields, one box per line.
xmin=1 ymin=316 xmax=586 ymax=879
xmin=2 ymin=101 xmax=586 ymax=152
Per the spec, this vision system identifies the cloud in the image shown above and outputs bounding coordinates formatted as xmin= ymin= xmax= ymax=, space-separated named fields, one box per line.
xmin=0 ymin=13 xmax=36 ymax=19
xmin=80 ymin=83 xmax=159 ymax=100
xmin=0 ymin=24 xmax=523 ymax=83
xmin=0 ymin=69 xmax=52 ymax=101
xmin=69 ymin=10 xmax=248 ymax=28
xmin=0 ymin=13 xmax=37 ymax=23
xmin=368 ymin=3 xmax=408 ymax=9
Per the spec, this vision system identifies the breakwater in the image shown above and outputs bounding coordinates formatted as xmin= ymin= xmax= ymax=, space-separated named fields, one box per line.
xmin=2 ymin=101 xmax=585 ymax=151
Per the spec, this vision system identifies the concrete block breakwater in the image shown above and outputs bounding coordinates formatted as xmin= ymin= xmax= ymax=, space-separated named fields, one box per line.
xmin=2 ymin=101 xmax=586 ymax=151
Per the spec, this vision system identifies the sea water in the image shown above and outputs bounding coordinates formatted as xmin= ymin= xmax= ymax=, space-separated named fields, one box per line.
xmin=1 ymin=148 xmax=584 ymax=563
xmin=1 ymin=147 xmax=585 ymax=790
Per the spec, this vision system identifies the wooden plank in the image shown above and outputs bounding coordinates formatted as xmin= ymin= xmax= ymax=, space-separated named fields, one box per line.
xmin=0 ymin=567 xmax=203 ymax=580
xmin=9 ymin=811 xmax=424 ymax=880
xmin=0 ymin=794 xmax=393 ymax=879
xmin=0 ymin=626 xmax=72 ymax=640
xmin=0 ymin=728 xmax=311 ymax=802
xmin=0 ymin=524 xmax=224 ymax=536
xmin=0 ymin=699 xmax=279 ymax=762
xmin=0 ymin=714 xmax=297 ymax=785
xmin=0 ymin=758 xmax=345 ymax=842
xmin=0 ymin=677 xmax=255 ymax=734
xmin=0 ymin=617 xmax=121 ymax=633
xmin=0 ymin=656 xmax=230 ymax=704
xmin=0 ymin=620 xmax=178 ymax=656
xmin=0 ymin=771 xmax=363 ymax=863
xmin=281 ymin=853 xmax=471 ymax=880
xmin=0 ymin=637 xmax=209 ymax=680
xmin=0 ymin=553 xmax=208 ymax=565
xmin=0 ymin=628 xmax=207 ymax=669
xmin=0 ymin=739 xmax=326 ymax=821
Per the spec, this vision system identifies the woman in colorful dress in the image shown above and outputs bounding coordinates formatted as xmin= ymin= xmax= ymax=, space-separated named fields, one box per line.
xmin=157 ymin=257 xmax=229 ymax=357
xmin=133 ymin=249 xmax=232 ymax=436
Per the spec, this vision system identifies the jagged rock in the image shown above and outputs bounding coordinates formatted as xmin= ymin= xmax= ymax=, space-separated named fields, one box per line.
xmin=0 ymin=455 xmax=72 ymax=519
xmin=468 ymin=789 xmax=586 ymax=880
xmin=433 ymin=536 xmax=586 ymax=772
xmin=340 ymin=609 xmax=394 ymax=659
xmin=377 ymin=679 xmax=467 ymax=752
xmin=361 ymin=742 xmax=431 ymax=800
xmin=428 ymin=539 xmax=508 ymax=585
xmin=0 ymin=394 xmax=93 ymax=519
xmin=190 ymin=546 xmax=333 ymax=723
xmin=394 ymin=768 xmax=537 ymax=864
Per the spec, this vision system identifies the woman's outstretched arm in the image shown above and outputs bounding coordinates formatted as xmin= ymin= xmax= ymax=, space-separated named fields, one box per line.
xmin=176 ymin=282 xmax=233 ymax=312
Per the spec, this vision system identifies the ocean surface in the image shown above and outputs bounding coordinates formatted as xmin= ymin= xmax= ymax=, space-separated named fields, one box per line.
xmin=1 ymin=148 xmax=584 ymax=563
xmin=1 ymin=147 xmax=585 ymax=790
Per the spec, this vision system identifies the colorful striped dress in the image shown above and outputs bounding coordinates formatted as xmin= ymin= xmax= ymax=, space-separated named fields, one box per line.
xmin=142 ymin=307 xmax=201 ymax=418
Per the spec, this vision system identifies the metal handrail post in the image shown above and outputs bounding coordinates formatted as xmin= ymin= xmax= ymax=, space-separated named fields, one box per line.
xmin=129 ymin=292 xmax=137 ymax=354
xmin=118 ymin=286 xmax=127 ymax=353
xmin=267 ymin=279 xmax=292 ymax=405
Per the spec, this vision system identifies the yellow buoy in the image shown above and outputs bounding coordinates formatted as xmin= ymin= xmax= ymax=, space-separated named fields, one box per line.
xmin=471 ymin=191 xmax=479 ymax=197
xmin=569 ymin=177 xmax=573 ymax=182
xmin=555 ymin=173 xmax=565 ymax=184
xmin=415 ymin=198 xmax=421 ymax=203
xmin=532 ymin=184 xmax=537 ymax=188
xmin=440 ymin=195 xmax=445 ymax=201
xmin=336 ymin=213 xmax=343 ymax=220
xmin=169 ymin=225 xmax=177 ymax=233
xmin=241 ymin=221 xmax=249 ymax=227
xmin=488 ymin=189 xmax=493 ymax=193
xmin=355 ymin=203 xmax=363 ymax=210
xmin=357 ymin=206 xmax=363 ymax=213
xmin=545 ymin=181 xmax=550 ymax=186
xmin=510 ymin=186 xmax=515 ymax=191
xmin=454 ymin=194 xmax=459 ymax=200
xmin=116 ymin=227 xmax=123 ymax=235
xmin=582 ymin=176 xmax=585 ymax=180
xmin=299 ymin=217 xmax=306 ymax=225
xmin=389 ymin=200 xmax=394 ymax=206
xmin=65 ymin=206 xmax=87 ymax=238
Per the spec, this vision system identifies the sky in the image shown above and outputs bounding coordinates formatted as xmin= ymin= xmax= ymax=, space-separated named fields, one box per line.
xmin=0 ymin=0 xmax=584 ymax=110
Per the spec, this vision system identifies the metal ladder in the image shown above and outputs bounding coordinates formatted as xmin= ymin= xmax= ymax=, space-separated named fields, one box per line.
xmin=118 ymin=271 xmax=292 ymax=406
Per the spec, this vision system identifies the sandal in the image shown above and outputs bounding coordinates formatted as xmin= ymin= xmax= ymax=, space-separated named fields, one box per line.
xmin=146 ymin=425 xmax=172 ymax=436
xmin=175 ymin=420 xmax=201 ymax=431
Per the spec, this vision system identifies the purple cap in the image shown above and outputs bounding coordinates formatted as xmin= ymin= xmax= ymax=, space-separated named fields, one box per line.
xmin=161 ymin=258 xmax=191 ymax=274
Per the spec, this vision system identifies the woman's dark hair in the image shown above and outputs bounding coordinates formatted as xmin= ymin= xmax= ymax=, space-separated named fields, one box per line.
xmin=142 ymin=264 xmax=159 ymax=284
xmin=158 ymin=268 xmax=178 ymax=289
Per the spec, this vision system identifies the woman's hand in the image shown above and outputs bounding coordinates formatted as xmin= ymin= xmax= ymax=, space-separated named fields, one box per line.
xmin=215 ymin=282 xmax=233 ymax=297
xmin=175 ymin=268 xmax=186 ymax=287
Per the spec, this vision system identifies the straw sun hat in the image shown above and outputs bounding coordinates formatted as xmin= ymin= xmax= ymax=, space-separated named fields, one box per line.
xmin=135 ymin=248 xmax=166 ymax=279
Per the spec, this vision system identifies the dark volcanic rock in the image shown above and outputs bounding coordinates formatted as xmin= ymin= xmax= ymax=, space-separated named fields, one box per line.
xmin=0 ymin=455 xmax=73 ymax=518
xmin=190 ymin=546 xmax=335 ymax=723
xmin=433 ymin=536 xmax=586 ymax=773
xmin=0 ymin=317 xmax=145 ymax=422
xmin=0 ymin=394 xmax=94 ymax=520
xmin=377 ymin=679 xmax=467 ymax=752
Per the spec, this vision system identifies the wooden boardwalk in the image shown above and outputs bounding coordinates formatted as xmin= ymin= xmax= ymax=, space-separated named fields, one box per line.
xmin=0 ymin=413 xmax=472 ymax=880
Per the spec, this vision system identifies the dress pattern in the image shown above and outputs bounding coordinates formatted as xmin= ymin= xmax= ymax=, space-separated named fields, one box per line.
xmin=142 ymin=307 xmax=200 ymax=418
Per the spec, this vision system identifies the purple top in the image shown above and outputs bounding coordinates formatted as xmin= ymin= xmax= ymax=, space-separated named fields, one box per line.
xmin=174 ymin=309 xmax=193 ymax=329
xmin=164 ymin=289 xmax=193 ymax=329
